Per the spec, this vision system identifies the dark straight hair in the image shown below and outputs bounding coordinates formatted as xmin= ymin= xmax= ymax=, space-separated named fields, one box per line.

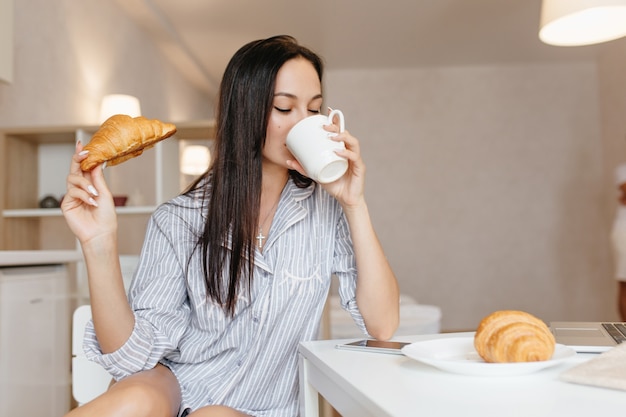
xmin=187 ymin=35 xmax=323 ymax=316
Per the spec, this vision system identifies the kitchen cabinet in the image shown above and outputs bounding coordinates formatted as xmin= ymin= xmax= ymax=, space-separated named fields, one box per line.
xmin=0 ymin=120 xmax=215 ymax=254
xmin=0 ymin=264 xmax=72 ymax=416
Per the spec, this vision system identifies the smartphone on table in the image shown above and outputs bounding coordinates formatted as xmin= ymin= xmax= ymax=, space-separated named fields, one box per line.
xmin=335 ymin=339 xmax=410 ymax=355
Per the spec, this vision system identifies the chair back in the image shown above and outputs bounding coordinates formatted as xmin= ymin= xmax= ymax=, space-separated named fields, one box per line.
xmin=72 ymin=305 xmax=112 ymax=405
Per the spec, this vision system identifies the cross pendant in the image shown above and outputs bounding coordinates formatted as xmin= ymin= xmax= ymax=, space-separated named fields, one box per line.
xmin=256 ymin=228 xmax=266 ymax=249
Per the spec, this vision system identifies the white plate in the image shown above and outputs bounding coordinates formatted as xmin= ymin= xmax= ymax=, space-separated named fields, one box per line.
xmin=401 ymin=337 xmax=576 ymax=376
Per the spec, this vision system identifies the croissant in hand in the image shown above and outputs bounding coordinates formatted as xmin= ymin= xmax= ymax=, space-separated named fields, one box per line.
xmin=474 ymin=310 xmax=556 ymax=363
xmin=80 ymin=115 xmax=177 ymax=171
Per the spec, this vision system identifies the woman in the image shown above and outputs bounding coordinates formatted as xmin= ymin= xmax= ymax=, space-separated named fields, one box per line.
xmin=62 ymin=35 xmax=399 ymax=417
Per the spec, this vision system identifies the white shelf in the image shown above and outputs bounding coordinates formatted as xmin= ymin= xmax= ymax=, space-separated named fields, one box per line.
xmin=3 ymin=206 xmax=158 ymax=218
xmin=1 ymin=120 xmax=214 ymax=252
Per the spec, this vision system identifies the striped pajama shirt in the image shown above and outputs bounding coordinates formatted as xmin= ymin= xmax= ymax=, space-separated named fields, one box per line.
xmin=83 ymin=179 xmax=366 ymax=416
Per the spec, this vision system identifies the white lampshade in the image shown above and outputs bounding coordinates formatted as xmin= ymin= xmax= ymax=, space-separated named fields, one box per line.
xmin=181 ymin=145 xmax=211 ymax=175
xmin=99 ymin=94 xmax=142 ymax=123
xmin=539 ymin=0 xmax=626 ymax=46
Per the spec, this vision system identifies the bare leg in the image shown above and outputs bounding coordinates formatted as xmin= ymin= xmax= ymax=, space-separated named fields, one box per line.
xmin=64 ymin=364 xmax=181 ymax=417
xmin=189 ymin=405 xmax=252 ymax=416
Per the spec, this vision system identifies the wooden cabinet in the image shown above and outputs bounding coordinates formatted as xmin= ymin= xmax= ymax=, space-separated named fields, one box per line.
xmin=0 ymin=120 xmax=215 ymax=254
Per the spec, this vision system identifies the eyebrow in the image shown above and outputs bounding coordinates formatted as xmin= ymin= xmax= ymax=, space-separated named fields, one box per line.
xmin=273 ymin=92 xmax=323 ymax=101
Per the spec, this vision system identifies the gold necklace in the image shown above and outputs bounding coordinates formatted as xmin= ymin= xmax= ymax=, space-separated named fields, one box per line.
xmin=256 ymin=196 xmax=280 ymax=250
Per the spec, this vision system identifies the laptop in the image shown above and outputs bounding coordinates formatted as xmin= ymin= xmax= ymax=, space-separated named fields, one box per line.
xmin=550 ymin=321 xmax=626 ymax=353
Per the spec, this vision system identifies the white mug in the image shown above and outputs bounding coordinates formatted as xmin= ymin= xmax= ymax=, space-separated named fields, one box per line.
xmin=286 ymin=109 xmax=348 ymax=184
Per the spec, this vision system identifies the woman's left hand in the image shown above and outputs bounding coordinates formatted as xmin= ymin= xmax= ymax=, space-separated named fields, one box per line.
xmin=287 ymin=121 xmax=366 ymax=210
xmin=319 ymin=125 xmax=366 ymax=209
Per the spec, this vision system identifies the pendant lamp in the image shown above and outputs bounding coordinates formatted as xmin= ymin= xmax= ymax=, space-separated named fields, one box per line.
xmin=539 ymin=0 xmax=626 ymax=46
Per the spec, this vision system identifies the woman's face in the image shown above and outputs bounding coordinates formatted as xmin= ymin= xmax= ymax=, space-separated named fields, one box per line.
xmin=263 ymin=57 xmax=323 ymax=170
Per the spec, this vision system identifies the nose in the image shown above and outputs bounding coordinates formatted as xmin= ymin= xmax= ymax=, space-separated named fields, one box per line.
xmin=287 ymin=108 xmax=311 ymax=131
xmin=295 ymin=107 xmax=311 ymax=122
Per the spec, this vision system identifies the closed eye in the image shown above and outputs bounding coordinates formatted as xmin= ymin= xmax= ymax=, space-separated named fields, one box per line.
xmin=273 ymin=107 xmax=321 ymax=114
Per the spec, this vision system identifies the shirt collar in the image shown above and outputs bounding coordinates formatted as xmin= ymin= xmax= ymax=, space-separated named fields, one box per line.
xmin=220 ymin=179 xmax=316 ymax=271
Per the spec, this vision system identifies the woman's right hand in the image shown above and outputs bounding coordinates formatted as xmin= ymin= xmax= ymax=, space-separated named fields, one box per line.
xmin=61 ymin=141 xmax=117 ymax=245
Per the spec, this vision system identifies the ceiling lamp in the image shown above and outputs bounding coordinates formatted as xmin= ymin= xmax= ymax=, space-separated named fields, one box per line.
xmin=539 ymin=0 xmax=626 ymax=46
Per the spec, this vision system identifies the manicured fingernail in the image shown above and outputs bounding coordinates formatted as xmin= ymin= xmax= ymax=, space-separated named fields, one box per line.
xmin=79 ymin=150 xmax=89 ymax=156
xmin=88 ymin=185 xmax=98 ymax=196
xmin=88 ymin=197 xmax=98 ymax=207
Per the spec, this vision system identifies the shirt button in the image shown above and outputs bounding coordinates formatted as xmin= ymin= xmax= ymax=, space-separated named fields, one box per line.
xmin=252 ymin=317 xmax=259 ymax=323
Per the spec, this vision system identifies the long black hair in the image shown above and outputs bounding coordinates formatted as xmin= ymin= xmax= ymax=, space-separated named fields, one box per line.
xmin=186 ymin=35 xmax=323 ymax=316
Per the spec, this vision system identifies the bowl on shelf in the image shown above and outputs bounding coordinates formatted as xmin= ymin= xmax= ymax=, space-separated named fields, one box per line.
xmin=39 ymin=195 xmax=60 ymax=209
xmin=113 ymin=195 xmax=128 ymax=207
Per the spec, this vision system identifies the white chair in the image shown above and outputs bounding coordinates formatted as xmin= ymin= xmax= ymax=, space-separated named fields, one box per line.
xmin=71 ymin=305 xmax=112 ymax=406
xmin=72 ymin=256 xmax=137 ymax=407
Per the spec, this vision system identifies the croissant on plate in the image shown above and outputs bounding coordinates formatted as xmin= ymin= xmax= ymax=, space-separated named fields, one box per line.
xmin=474 ymin=310 xmax=556 ymax=363
xmin=80 ymin=114 xmax=177 ymax=171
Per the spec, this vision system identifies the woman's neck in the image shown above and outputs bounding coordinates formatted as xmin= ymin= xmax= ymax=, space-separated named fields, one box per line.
xmin=261 ymin=165 xmax=289 ymax=201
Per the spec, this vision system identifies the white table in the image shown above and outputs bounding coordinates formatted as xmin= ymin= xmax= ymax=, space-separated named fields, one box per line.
xmin=298 ymin=333 xmax=626 ymax=417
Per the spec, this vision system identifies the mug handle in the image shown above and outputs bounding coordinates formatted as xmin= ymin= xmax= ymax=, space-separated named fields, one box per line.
xmin=327 ymin=109 xmax=345 ymax=132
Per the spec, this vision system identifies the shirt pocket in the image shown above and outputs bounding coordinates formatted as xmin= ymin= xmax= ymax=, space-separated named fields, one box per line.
xmin=276 ymin=263 xmax=329 ymax=300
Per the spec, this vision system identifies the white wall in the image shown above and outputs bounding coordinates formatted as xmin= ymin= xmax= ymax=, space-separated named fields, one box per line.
xmin=0 ymin=0 xmax=211 ymax=126
xmin=0 ymin=0 xmax=13 ymax=83
xmin=326 ymin=61 xmax=618 ymax=330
